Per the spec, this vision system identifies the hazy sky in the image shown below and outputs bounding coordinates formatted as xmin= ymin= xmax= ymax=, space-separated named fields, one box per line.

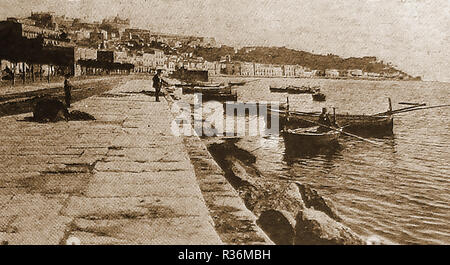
xmin=0 ymin=0 xmax=449 ymax=82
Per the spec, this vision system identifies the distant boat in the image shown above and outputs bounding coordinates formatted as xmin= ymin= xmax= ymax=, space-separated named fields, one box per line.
xmin=229 ymin=81 xmax=247 ymax=86
xmin=175 ymin=82 xmax=222 ymax=88
xmin=182 ymin=86 xmax=232 ymax=94
xmin=287 ymin=85 xmax=317 ymax=94
xmin=270 ymin=85 xmax=317 ymax=94
xmin=269 ymin=86 xmax=286 ymax=93
xmin=202 ymin=92 xmax=237 ymax=102
xmin=312 ymin=92 xmax=326 ymax=101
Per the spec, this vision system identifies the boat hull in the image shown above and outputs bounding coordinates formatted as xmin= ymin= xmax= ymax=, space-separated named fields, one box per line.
xmin=270 ymin=87 xmax=315 ymax=94
xmin=202 ymin=93 xmax=238 ymax=102
xmin=229 ymin=82 xmax=246 ymax=86
xmin=278 ymin=112 xmax=393 ymax=134
xmin=312 ymin=93 xmax=326 ymax=101
xmin=282 ymin=129 xmax=340 ymax=145
xmin=182 ymin=87 xmax=232 ymax=94
xmin=282 ymin=128 xmax=341 ymax=156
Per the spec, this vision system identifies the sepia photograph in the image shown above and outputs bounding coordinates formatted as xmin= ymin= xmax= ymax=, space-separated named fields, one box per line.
xmin=0 ymin=0 xmax=448 ymax=253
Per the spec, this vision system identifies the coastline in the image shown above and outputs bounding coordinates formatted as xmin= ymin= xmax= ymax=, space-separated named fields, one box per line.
xmin=210 ymin=74 xmax=422 ymax=82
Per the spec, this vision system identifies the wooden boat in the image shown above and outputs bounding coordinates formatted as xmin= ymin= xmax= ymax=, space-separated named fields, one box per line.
xmin=229 ymin=81 xmax=247 ymax=86
xmin=270 ymin=85 xmax=316 ymax=94
xmin=182 ymin=86 xmax=232 ymax=94
xmin=287 ymin=85 xmax=316 ymax=94
xmin=282 ymin=126 xmax=341 ymax=147
xmin=175 ymin=82 xmax=222 ymax=88
xmin=277 ymin=111 xmax=393 ymax=134
xmin=202 ymin=93 xmax=237 ymax=102
xmin=269 ymin=86 xmax=287 ymax=93
xmin=312 ymin=92 xmax=326 ymax=101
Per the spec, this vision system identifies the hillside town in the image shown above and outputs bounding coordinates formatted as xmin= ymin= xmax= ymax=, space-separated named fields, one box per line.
xmin=0 ymin=12 xmax=417 ymax=84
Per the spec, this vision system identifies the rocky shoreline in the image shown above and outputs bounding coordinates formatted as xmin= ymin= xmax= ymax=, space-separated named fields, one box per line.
xmin=206 ymin=138 xmax=366 ymax=245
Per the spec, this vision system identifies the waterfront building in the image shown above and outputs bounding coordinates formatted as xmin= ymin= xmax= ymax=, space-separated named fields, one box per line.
xmin=240 ymin=62 xmax=255 ymax=76
xmin=142 ymin=52 xmax=156 ymax=72
xmin=325 ymin=69 xmax=340 ymax=78
xmin=0 ymin=19 xmax=76 ymax=79
xmin=113 ymin=51 xmax=128 ymax=64
xmin=283 ymin=65 xmax=296 ymax=77
xmin=302 ymin=71 xmax=315 ymax=78
xmin=273 ymin=65 xmax=283 ymax=77
xmin=203 ymin=61 xmax=220 ymax=76
xmin=223 ymin=62 xmax=241 ymax=75
xmin=349 ymin=69 xmax=363 ymax=77
xmin=294 ymin=65 xmax=305 ymax=77
xmin=254 ymin=63 xmax=283 ymax=77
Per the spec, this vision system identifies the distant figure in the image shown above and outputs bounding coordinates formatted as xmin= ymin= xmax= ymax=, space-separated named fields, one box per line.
xmin=64 ymin=74 xmax=72 ymax=108
xmin=152 ymin=69 xmax=168 ymax=102
xmin=152 ymin=69 xmax=163 ymax=102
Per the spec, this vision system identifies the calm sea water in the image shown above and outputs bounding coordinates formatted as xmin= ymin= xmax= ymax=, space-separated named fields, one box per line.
xmin=208 ymin=77 xmax=450 ymax=245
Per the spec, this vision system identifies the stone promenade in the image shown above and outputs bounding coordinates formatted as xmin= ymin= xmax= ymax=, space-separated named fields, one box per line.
xmin=0 ymin=76 xmax=116 ymax=96
xmin=0 ymin=79 xmax=222 ymax=244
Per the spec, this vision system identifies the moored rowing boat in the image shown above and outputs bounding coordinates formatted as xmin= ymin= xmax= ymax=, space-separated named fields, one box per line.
xmin=182 ymin=86 xmax=232 ymax=94
xmin=282 ymin=126 xmax=341 ymax=147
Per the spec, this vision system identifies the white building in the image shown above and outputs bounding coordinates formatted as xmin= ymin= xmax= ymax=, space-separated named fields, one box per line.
xmin=325 ymin=69 xmax=340 ymax=78
xmin=240 ymin=62 xmax=255 ymax=76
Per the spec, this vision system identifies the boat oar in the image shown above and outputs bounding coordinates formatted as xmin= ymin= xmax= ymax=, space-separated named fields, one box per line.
xmin=398 ymin=102 xmax=425 ymax=106
xmin=373 ymin=103 xmax=426 ymax=116
xmin=270 ymin=109 xmax=381 ymax=145
xmin=392 ymin=104 xmax=450 ymax=114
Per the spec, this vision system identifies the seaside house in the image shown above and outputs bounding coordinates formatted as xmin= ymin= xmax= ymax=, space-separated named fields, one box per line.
xmin=240 ymin=62 xmax=255 ymax=76
xmin=325 ymin=69 xmax=340 ymax=78
xmin=283 ymin=65 xmax=296 ymax=77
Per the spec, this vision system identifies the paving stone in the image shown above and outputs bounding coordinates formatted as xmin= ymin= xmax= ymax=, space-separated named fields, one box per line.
xmin=69 ymin=217 xmax=221 ymax=245
xmin=0 ymin=79 xmax=222 ymax=244
xmin=62 ymin=196 xmax=210 ymax=219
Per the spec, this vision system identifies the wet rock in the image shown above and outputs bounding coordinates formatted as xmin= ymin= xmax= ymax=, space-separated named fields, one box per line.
xmin=295 ymin=182 xmax=341 ymax=221
xmin=241 ymin=182 xmax=306 ymax=217
xmin=294 ymin=208 xmax=364 ymax=245
xmin=224 ymin=156 xmax=305 ymax=216
xmin=257 ymin=210 xmax=296 ymax=245
xmin=33 ymin=97 xmax=69 ymax=122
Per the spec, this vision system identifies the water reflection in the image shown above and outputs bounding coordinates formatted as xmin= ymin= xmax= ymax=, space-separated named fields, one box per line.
xmin=185 ymin=77 xmax=450 ymax=244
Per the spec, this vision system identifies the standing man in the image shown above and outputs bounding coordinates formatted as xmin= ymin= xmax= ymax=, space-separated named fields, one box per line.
xmin=152 ymin=69 xmax=164 ymax=102
xmin=64 ymin=74 xmax=72 ymax=108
